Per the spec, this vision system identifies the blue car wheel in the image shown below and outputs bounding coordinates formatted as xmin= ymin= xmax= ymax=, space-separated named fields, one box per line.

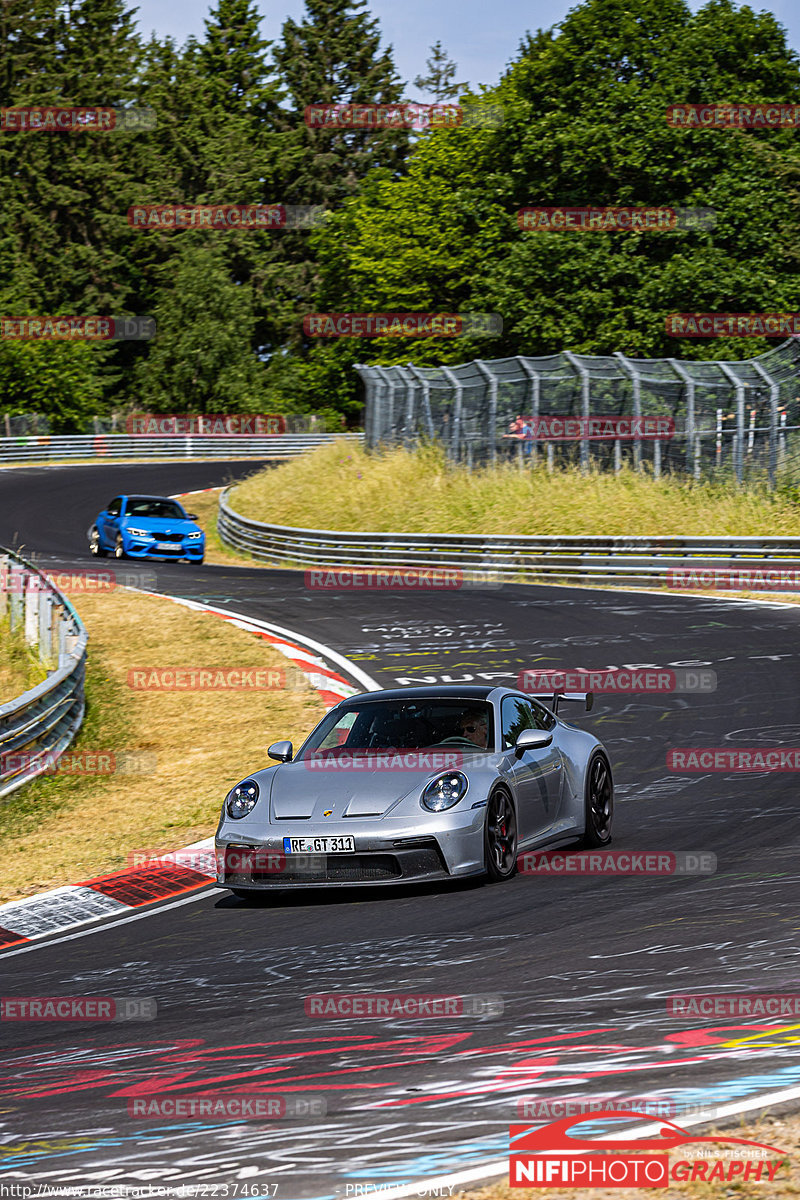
xmin=89 ymin=527 xmax=108 ymax=558
xmin=114 ymin=533 xmax=126 ymax=559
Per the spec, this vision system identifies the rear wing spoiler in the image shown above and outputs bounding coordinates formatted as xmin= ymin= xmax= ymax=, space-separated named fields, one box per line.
xmin=529 ymin=691 xmax=594 ymax=715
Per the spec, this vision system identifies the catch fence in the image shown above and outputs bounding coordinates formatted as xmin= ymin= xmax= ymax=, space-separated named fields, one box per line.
xmin=357 ymin=339 xmax=800 ymax=485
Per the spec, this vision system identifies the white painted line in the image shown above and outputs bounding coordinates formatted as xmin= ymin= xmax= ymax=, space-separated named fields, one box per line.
xmin=0 ymin=887 xmax=215 ymax=957
xmin=149 ymin=593 xmax=381 ymax=692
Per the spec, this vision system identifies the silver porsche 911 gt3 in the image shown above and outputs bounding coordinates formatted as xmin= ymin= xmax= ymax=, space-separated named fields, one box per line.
xmin=214 ymin=684 xmax=613 ymax=895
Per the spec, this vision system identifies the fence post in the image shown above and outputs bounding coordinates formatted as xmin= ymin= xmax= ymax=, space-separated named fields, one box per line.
xmin=441 ymin=367 xmax=463 ymax=463
xmin=474 ymin=361 xmax=498 ymax=466
xmin=613 ymin=352 xmax=643 ymax=471
xmin=407 ymin=364 xmax=434 ymax=438
xmin=694 ymin=432 xmax=701 ymax=480
xmin=751 ymin=358 xmax=780 ymax=489
xmin=564 ymin=352 xmax=590 ymax=472
xmin=371 ymin=366 xmax=396 ymax=447
xmin=518 ymin=359 xmax=540 ymax=465
xmin=668 ymin=358 xmax=695 ymax=476
xmin=719 ymin=364 xmax=746 ymax=484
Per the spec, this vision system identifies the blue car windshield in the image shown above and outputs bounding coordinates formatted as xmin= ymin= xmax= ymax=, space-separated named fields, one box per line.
xmin=125 ymin=499 xmax=186 ymax=519
xmin=299 ymin=699 xmax=495 ymax=756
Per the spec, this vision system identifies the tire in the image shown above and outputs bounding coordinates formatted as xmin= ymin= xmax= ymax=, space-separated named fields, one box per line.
xmin=89 ymin=528 xmax=107 ymax=557
xmin=484 ymin=787 xmax=518 ymax=882
xmin=114 ymin=534 xmax=126 ymax=559
xmin=578 ymin=751 xmax=613 ymax=848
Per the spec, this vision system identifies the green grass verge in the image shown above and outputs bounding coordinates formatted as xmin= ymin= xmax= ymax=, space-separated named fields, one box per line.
xmin=0 ymin=617 xmax=48 ymax=703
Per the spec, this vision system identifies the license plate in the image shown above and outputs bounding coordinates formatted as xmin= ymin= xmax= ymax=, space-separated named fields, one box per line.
xmin=155 ymin=542 xmax=180 ymax=550
xmin=283 ymin=836 xmax=355 ymax=854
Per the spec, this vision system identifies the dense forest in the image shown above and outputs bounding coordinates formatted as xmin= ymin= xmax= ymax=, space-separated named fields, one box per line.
xmin=1 ymin=0 xmax=799 ymax=430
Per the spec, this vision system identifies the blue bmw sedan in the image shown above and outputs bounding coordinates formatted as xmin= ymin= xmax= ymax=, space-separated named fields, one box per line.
xmin=88 ymin=494 xmax=205 ymax=562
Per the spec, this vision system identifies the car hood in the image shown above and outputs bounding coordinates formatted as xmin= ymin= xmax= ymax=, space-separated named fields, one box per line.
xmin=269 ymin=755 xmax=495 ymax=820
xmin=121 ymin=516 xmax=198 ymax=532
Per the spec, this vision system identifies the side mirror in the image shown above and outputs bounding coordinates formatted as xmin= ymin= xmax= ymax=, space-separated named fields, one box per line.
xmin=186 ymin=512 xmax=198 ymax=520
xmin=514 ymin=728 xmax=553 ymax=757
xmin=268 ymin=740 xmax=293 ymax=763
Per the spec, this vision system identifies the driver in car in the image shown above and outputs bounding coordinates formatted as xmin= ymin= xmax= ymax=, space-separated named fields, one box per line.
xmin=459 ymin=709 xmax=489 ymax=749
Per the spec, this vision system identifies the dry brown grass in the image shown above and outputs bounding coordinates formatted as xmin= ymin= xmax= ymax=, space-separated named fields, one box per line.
xmin=0 ymin=588 xmax=326 ymax=902
xmin=228 ymin=441 xmax=800 ymax=537
xmin=458 ymin=1112 xmax=800 ymax=1200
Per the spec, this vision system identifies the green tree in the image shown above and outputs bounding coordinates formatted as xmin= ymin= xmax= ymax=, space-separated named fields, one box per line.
xmin=308 ymin=0 xmax=800 ymax=392
xmin=413 ymin=41 xmax=467 ymax=100
xmin=135 ymin=239 xmax=266 ymax=411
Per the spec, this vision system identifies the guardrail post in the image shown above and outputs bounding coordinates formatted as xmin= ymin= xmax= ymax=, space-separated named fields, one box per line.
xmin=564 ymin=352 xmax=590 ymax=472
xmin=719 ymin=364 xmax=746 ymax=484
xmin=751 ymin=358 xmax=780 ymax=489
xmin=38 ymin=592 xmax=53 ymax=663
xmin=8 ymin=565 xmax=22 ymax=631
xmin=24 ymin=575 xmax=39 ymax=648
xmin=0 ymin=554 xmax=7 ymax=619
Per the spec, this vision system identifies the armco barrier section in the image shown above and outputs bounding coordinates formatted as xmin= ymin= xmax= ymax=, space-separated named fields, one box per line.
xmin=0 ymin=550 xmax=87 ymax=799
xmin=218 ymin=490 xmax=800 ymax=586
xmin=0 ymin=433 xmax=363 ymax=465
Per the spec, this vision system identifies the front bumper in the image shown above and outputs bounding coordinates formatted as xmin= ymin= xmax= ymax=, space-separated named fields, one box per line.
xmin=124 ymin=538 xmax=204 ymax=560
xmin=215 ymin=807 xmax=487 ymax=889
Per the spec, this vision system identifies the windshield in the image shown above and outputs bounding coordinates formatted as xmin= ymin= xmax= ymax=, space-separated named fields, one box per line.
xmin=299 ymin=699 xmax=495 ymax=756
xmin=125 ymin=498 xmax=186 ymax=520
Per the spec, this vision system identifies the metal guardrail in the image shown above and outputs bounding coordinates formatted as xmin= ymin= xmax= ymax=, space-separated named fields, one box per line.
xmin=0 ymin=550 xmax=87 ymax=799
xmin=0 ymin=433 xmax=363 ymax=465
xmin=218 ymin=490 xmax=800 ymax=587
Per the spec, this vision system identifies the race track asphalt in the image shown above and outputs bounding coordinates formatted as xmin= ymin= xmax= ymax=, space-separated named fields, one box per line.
xmin=1 ymin=461 xmax=800 ymax=1196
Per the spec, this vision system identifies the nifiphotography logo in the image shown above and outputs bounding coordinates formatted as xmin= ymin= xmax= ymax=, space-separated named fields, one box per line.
xmin=509 ymin=1111 xmax=788 ymax=1187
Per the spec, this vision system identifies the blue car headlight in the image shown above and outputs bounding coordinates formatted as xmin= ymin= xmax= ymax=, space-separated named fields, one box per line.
xmin=227 ymin=779 xmax=259 ymax=819
xmin=187 ymin=531 xmax=203 ymax=540
xmin=127 ymin=527 xmax=150 ymax=537
xmin=421 ymin=772 xmax=468 ymax=812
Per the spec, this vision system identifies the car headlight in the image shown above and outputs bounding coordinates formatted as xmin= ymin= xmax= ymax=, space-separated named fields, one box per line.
xmin=127 ymin=527 xmax=150 ymax=537
xmin=187 ymin=531 xmax=203 ymax=540
xmin=421 ymin=771 xmax=469 ymax=812
xmin=227 ymin=779 xmax=259 ymax=818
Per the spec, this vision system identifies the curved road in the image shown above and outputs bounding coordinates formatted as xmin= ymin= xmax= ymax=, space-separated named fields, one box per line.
xmin=1 ymin=461 xmax=800 ymax=1195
